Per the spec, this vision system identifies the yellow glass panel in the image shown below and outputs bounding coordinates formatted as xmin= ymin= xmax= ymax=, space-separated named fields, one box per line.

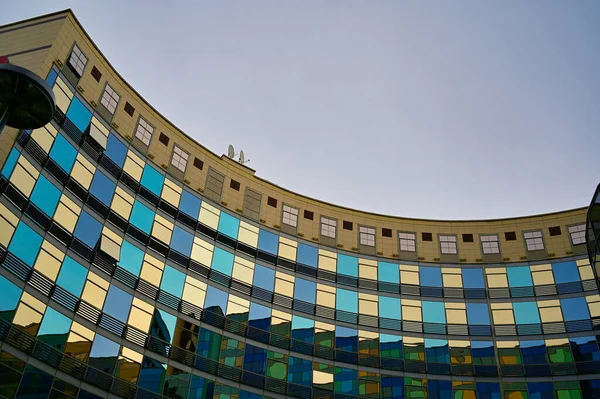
xmin=21 ymin=292 xmax=47 ymax=313
xmin=199 ymin=202 xmax=220 ymax=229
xmin=161 ymin=179 xmax=181 ymax=206
xmin=30 ymin=125 xmax=57 ymax=152
xmin=449 ymin=340 xmax=470 ymax=348
xmin=497 ymin=341 xmax=518 ymax=349
xmin=87 ymin=271 xmax=110 ymax=290
xmin=111 ymin=187 xmax=134 ymax=219
xmin=443 ymin=274 xmax=462 ymax=287
xmin=272 ymin=309 xmax=291 ymax=322
xmin=275 ymin=271 xmax=295 ymax=296
xmin=539 ymin=307 xmax=563 ymax=322
xmin=71 ymin=321 xmax=95 ymax=341
xmin=316 ymin=286 xmax=335 ymax=307
xmin=13 ymin=303 xmax=43 ymax=333
xmin=81 ymin=281 xmax=107 ymax=308
xmin=586 ymin=295 xmax=600 ymax=317
xmin=121 ymin=346 xmax=143 ymax=363
xmin=140 ymin=262 xmax=163 ymax=286
xmin=54 ymin=196 xmax=81 ymax=232
xmin=100 ymin=234 xmax=121 ymax=261
xmin=232 ymin=257 xmax=254 ymax=283
xmin=33 ymin=242 xmax=64 ymax=281
xmin=401 ymin=270 xmax=419 ymax=285
xmin=123 ymin=151 xmax=144 ymax=181
xmin=315 ymin=321 xmax=334 ymax=332
xmin=152 ymin=214 xmax=173 ymax=243
xmin=532 ymin=270 xmax=554 ymax=285
xmin=53 ymin=77 xmax=73 ymax=112
xmin=359 ymin=258 xmax=378 ymax=280
xmin=546 ymin=338 xmax=568 ymax=346
xmin=10 ymin=163 xmax=37 ymax=196
xmin=576 ymin=259 xmax=590 ymax=267
xmin=182 ymin=276 xmax=206 ymax=306
xmin=579 ymin=265 xmax=595 ymax=281
xmin=0 ymin=217 xmax=16 ymax=246
xmin=71 ymin=156 xmax=95 ymax=189
xmin=404 ymin=336 xmax=423 ymax=345
xmin=313 ymin=370 xmax=333 ymax=385
xmin=238 ymin=221 xmax=258 ymax=247
xmin=359 ymin=300 xmax=378 ymax=316
xmin=128 ymin=305 xmax=152 ymax=332
xmin=0 ymin=202 xmax=18 ymax=226
xmin=492 ymin=309 xmax=514 ymax=324
xmin=227 ymin=295 xmax=249 ymax=315
xmin=278 ymin=237 xmax=297 ymax=261
xmin=402 ymin=306 xmax=422 ymax=321
xmin=191 ymin=236 xmax=214 ymax=266
xmin=486 ymin=274 xmax=508 ymax=288
xmin=446 ymin=309 xmax=467 ymax=324
xmin=318 ymin=249 xmax=337 ymax=272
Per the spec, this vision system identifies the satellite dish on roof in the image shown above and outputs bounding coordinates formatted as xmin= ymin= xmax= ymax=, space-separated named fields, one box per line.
xmin=239 ymin=150 xmax=250 ymax=165
xmin=227 ymin=144 xmax=235 ymax=159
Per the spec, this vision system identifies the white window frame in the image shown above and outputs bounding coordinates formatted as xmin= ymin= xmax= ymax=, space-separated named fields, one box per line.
xmin=439 ymin=235 xmax=457 ymax=255
xmin=399 ymin=232 xmax=416 ymax=252
xmin=524 ymin=230 xmax=545 ymax=251
xmin=320 ymin=217 xmax=337 ymax=239
xmin=568 ymin=224 xmax=586 ymax=246
xmin=282 ymin=204 xmax=298 ymax=228
xmin=171 ymin=145 xmax=189 ymax=173
xmin=359 ymin=225 xmax=376 ymax=247
xmin=480 ymin=234 xmax=500 ymax=254
xmin=134 ymin=117 xmax=154 ymax=146
xmin=100 ymin=84 xmax=120 ymax=115
xmin=68 ymin=44 xmax=87 ymax=77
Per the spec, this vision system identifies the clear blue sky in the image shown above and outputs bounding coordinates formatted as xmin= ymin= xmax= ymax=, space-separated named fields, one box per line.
xmin=4 ymin=1 xmax=599 ymax=220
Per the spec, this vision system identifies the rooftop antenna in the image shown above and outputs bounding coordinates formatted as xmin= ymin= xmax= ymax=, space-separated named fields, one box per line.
xmin=239 ymin=150 xmax=250 ymax=165
xmin=227 ymin=144 xmax=236 ymax=159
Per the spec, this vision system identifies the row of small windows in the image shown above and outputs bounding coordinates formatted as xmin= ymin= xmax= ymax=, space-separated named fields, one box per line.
xmin=64 ymin=44 xmax=588 ymax=256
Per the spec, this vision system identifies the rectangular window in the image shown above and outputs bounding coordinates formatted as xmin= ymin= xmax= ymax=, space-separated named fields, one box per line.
xmin=359 ymin=226 xmax=375 ymax=247
xmin=481 ymin=235 xmax=499 ymax=254
xmin=304 ymin=210 xmax=314 ymax=220
xmin=100 ymin=84 xmax=120 ymax=115
xmin=68 ymin=44 xmax=87 ymax=77
xmin=267 ymin=196 xmax=278 ymax=208
xmin=171 ymin=145 xmax=189 ymax=172
xmin=193 ymin=157 xmax=204 ymax=170
xmin=282 ymin=204 xmax=298 ymax=227
xmin=568 ymin=224 xmax=586 ymax=245
xmin=91 ymin=66 xmax=102 ymax=82
xmin=134 ymin=117 xmax=154 ymax=146
xmin=124 ymin=102 xmax=135 ymax=116
xmin=321 ymin=217 xmax=336 ymax=238
xmin=399 ymin=232 xmax=416 ymax=252
xmin=439 ymin=235 xmax=457 ymax=255
xmin=524 ymin=231 xmax=544 ymax=251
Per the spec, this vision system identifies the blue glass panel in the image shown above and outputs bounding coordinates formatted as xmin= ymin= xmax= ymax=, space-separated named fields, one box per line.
xmin=9 ymin=222 xmax=43 ymax=267
xmin=57 ymin=256 xmax=88 ymax=297
xmin=561 ymin=297 xmax=589 ymax=321
xmin=243 ymin=344 xmax=266 ymax=374
xmin=379 ymin=296 xmax=401 ymax=319
xmin=257 ymin=229 xmax=278 ymax=255
xmin=105 ymin=133 xmax=127 ymax=167
xmin=507 ymin=266 xmax=533 ymax=287
xmin=381 ymin=375 xmax=404 ymax=399
xmin=129 ymin=200 xmax=154 ymax=233
xmin=90 ymin=334 xmax=120 ymax=358
xmin=117 ymin=241 xmax=144 ymax=276
xmin=211 ymin=247 xmax=234 ymax=276
xmin=179 ymin=190 xmax=201 ymax=218
xmin=476 ymin=382 xmax=501 ymax=399
xmin=170 ymin=226 xmax=193 ymax=256
xmin=204 ymin=286 xmax=228 ymax=314
xmin=297 ymin=243 xmax=317 ymax=267
xmin=288 ymin=356 xmax=312 ymax=387
xmin=337 ymin=254 xmax=358 ymax=277
xmin=1 ymin=148 xmax=19 ymax=178
xmin=49 ymin=134 xmax=77 ymax=173
xmin=336 ymin=288 xmax=357 ymax=313
xmin=527 ymin=382 xmax=554 ymax=398
xmin=66 ymin=97 xmax=92 ymax=132
xmin=30 ymin=175 xmax=61 ymax=216
xmin=553 ymin=261 xmax=579 ymax=284
xmin=217 ymin=212 xmax=240 ymax=239
xmin=38 ymin=306 xmax=72 ymax=337
xmin=103 ymin=285 xmax=133 ymax=322
xmin=0 ymin=275 xmax=22 ymax=317
xmin=141 ymin=164 xmax=164 ymax=196
xmin=514 ymin=302 xmax=540 ymax=324
xmin=462 ymin=268 xmax=485 ymax=288
xmin=294 ymin=278 xmax=316 ymax=303
xmin=420 ymin=266 xmax=442 ymax=287
xmin=292 ymin=314 xmax=314 ymax=331
xmin=74 ymin=211 xmax=102 ymax=248
xmin=521 ymin=340 xmax=546 ymax=365
xmin=46 ymin=69 xmax=58 ymax=86
xmin=466 ymin=303 xmax=490 ymax=325
xmin=89 ymin=171 xmax=116 ymax=206
xmin=378 ymin=261 xmax=399 ymax=283
xmin=160 ymin=265 xmax=185 ymax=297
xmin=249 ymin=302 xmax=271 ymax=322
xmin=422 ymin=301 xmax=446 ymax=323
xmin=253 ymin=265 xmax=275 ymax=291
xmin=424 ymin=338 xmax=449 ymax=363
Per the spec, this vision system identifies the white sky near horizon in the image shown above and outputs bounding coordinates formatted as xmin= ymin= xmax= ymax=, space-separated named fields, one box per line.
xmin=3 ymin=1 xmax=600 ymax=220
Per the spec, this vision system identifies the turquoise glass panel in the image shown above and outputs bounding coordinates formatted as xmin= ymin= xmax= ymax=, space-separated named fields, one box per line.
xmin=9 ymin=222 xmax=43 ymax=267
xmin=73 ymin=211 xmax=102 ymax=248
xmin=297 ymin=243 xmax=317 ymax=267
xmin=103 ymin=285 xmax=133 ymax=322
xmin=1 ymin=148 xmax=19 ymax=178
xmin=160 ymin=265 xmax=185 ymax=297
xmin=179 ymin=190 xmax=201 ymax=218
xmin=292 ymin=314 xmax=314 ymax=330
xmin=425 ymin=338 xmax=449 ymax=363
xmin=217 ymin=212 xmax=240 ymax=239
xmin=57 ymin=256 xmax=88 ymax=297
xmin=507 ymin=266 xmax=533 ymax=287
xmin=553 ymin=261 xmax=579 ymax=284
xmin=337 ymin=254 xmax=358 ymax=277
xmin=420 ymin=267 xmax=442 ymax=287
xmin=66 ymin=96 xmax=92 ymax=132
xmin=105 ymin=133 xmax=127 ymax=167
xmin=49 ymin=134 xmax=77 ymax=173
xmin=170 ymin=226 xmax=193 ymax=256
xmin=379 ymin=296 xmax=401 ymax=319
xmin=153 ymin=309 xmax=177 ymax=343
xmin=514 ymin=302 xmax=540 ymax=324
xmin=38 ymin=306 xmax=72 ymax=337
xmin=117 ymin=241 xmax=144 ymax=276
xmin=422 ymin=301 xmax=446 ymax=323
xmin=140 ymin=164 xmax=164 ymax=196
xmin=258 ymin=229 xmax=278 ymax=254
xmin=30 ymin=175 xmax=61 ymax=216
xmin=336 ymin=288 xmax=358 ymax=313
xmin=378 ymin=261 xmax=399 ymax=283
xmin=129 ymin=200 xmax=154 ymax=233
xmin=211 ymin=247 xmax=234 ymax=276
xmin=0 ymin=275 xmax=22 ymax=318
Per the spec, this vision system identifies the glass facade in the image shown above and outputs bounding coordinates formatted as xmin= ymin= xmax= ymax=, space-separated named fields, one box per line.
xmin=0 ymin=12 xmax=599 ymax=399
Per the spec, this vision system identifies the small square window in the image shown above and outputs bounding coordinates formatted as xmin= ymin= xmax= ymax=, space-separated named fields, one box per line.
xmin=91 ymin=66 xmax=102 ymax=82
xmin=124 ymin=102 xmax=135 ymax=116
xmin=282 ymin=204 xmax=298 ymax=228
xmin=462 ymin=234 xmax=474 ymax=243
xmin=343 ymin=221 xmax=353 ymax=231
xmin=267 ymin=197 xmax=278 ymax=208
xmin=399 ymin=232 xmax=416 ymax=252
xmin=382 ymin=228 xmax=392 ymax=238
xmin=134 ymin=117 xmax=154 ymax=146
xmin=304 ymin=210 xmax=314 ymax=220
xmin=568 ymin=224 xmax=586 ymax=245
xmin=68 ymin=44 xmax=87 ymax=77
xmin=524 ymin=230 xmax=544 ymax=251
xmin=439 ymin=235 xmax=457 ymax=255
xmin=193 ymin=157 xmax=204 ymax=170
xmin=100 ymin=84 xmax=120 ymax=115
xmin=505 ymin=231 xmax=517 ymax=241
xmin=321 ymin=217 xmax=336 ymax=239
xmin=171 ymin=145 xmax=189 ymax=173
xmin=230 ymin=179 xmax=240 ymax=191
xmin=359 ymin=226 xmax=375 ymax=247
xmin=548 ymin=226 xmax=562 ymax=236
xmin=158 ymin=133 xmax=170 ymax=146
xmin=422 ymin=232 xmax=432 ymax=242
xmin=480 ymin=235 xmax=500 ymax=254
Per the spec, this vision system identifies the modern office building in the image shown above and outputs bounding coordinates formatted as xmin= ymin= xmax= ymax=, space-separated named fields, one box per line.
xmin=0 ymin=10 xmax=599 ymax=399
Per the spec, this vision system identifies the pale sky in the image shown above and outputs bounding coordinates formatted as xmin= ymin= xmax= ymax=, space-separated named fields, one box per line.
xmin=4 ymin=1 xmax=599 ymax=220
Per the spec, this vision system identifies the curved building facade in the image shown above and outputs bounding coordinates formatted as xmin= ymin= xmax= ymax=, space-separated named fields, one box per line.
xmin=0 ymin=10 xmax=599 ymax=399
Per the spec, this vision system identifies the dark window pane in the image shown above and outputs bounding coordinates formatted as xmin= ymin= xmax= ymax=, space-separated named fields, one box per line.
xmin=422 ymin=232 xmax=432 ymax=241
xmin=90 ymin=66 xmax=102 ymax=82
xmin=549 ymin=226 xmax=562 ymax=236
xmin=267 ymin=196 xmax=277 ymax=208
xmin=230 ymin=179 xmax=240 ymax=191
xmin=303 ymin=210 xmax=313 ymax=220
xmin=382 ymin=228 xmax=392 ymax=237
xmin=462 ymin=234 xmax=473 ymax=243
xmin=158 ymin=132 xmax=170 ymax=146
xmin=124 ymin=102 xmax=135 ymax=116
xmin=505 ymin=231 xmax=517 ymax=241
xmin=343 ymin=221 xmax=353 ymax=231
